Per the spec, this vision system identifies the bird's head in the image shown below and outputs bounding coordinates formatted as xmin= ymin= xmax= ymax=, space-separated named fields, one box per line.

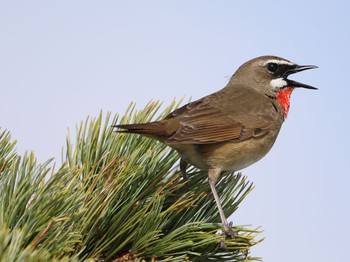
xmin=231 ymin=55 xmax=318 ymax=95
xmin=230 ymin=55 xmax=318 ymax=118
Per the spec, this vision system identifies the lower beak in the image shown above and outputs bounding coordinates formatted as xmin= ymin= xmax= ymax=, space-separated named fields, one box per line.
xmin=285 ymin=65 xmax=318 ymax=90
xmin=286 ymin=79 xmax=318 ymax=90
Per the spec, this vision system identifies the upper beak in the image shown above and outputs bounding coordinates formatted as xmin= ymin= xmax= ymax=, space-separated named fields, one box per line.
xmin=285 ymin=65 xmax=318 ymax=90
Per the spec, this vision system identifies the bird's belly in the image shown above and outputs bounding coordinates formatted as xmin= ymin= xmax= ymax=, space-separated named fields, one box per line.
xmin=207 ymin=138 xmax=275 ymax=171
xmin=171 ymin=134 xmax=278 ymax=172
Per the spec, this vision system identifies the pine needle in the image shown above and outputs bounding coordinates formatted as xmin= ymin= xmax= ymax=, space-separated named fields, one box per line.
xmin=0 ymin=101 xmax=262 ymax=261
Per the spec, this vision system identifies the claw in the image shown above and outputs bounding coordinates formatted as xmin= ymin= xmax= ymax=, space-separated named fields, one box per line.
xmin=223 ymin=224 xmax=237 ymax=238
xmin=220 ymin=223 xmax=238 ymax=250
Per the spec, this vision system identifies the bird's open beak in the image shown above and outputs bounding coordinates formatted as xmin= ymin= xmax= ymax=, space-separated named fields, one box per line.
xmin=285 ymin=65 xmax=318 ymax=90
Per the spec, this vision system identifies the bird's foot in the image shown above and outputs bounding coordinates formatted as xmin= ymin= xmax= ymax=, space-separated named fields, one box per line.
xmin=220 ymin=222 xmax=238 ymax=250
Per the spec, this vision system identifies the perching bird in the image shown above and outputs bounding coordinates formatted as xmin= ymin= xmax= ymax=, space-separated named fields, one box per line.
xmin=114 ymin=55 xmax=317 ymax=247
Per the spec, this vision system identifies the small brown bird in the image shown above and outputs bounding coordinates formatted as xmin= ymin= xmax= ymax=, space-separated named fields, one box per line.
xmin=114 ymin=56 xmax=317 ymax=245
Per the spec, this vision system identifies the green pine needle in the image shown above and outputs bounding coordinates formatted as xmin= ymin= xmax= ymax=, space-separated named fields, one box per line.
xmin=0 ymin=101 xmax=262 ymax=261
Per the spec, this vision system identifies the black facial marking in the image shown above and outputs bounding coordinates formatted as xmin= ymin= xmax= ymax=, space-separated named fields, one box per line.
xmin=266 ymin=62 xmax=296 ymax=77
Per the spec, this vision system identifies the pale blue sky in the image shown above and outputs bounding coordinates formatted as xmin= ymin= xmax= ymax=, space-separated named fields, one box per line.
xmin=1 ymin=1 xmax=349 ymax=261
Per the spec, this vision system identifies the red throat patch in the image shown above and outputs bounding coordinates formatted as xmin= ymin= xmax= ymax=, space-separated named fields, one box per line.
xmin=277 ymin=87 xmax=295 ymax=119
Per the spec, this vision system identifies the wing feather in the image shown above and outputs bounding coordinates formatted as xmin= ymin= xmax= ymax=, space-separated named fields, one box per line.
xmin=165 ymin=89 xmax=277 ymax=144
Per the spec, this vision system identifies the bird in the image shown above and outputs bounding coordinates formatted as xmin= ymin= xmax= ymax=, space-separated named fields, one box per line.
xmin=113 ymin=55 xmax=317 ymax=247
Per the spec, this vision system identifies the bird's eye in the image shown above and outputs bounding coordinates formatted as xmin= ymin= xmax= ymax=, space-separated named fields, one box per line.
xmin=267 ymin=63 xmax=279 ymax=73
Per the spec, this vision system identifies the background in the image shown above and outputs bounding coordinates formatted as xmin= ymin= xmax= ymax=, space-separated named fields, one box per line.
xmin=1 ymin=1 xmax=349 ymax=261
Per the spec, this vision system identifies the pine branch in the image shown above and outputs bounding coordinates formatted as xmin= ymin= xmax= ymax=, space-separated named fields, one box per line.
xmin=0 ymin=101 xmax=262 ymax=261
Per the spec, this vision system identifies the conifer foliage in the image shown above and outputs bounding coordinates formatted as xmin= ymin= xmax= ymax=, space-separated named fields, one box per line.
xmin=0 ymin=101 xmax=261 ymax=261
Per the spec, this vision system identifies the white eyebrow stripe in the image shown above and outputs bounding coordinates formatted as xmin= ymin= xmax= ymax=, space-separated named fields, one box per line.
xmin=263 ymin=59 xmax=294 ymax=66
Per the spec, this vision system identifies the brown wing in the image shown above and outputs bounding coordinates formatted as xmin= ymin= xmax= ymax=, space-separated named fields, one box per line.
xmin=165 ymin=98 xmax=274 ymax=145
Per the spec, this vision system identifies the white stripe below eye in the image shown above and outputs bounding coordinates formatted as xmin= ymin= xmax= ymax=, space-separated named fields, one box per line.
xmin=270 ymin=78 xmax=287 ymax=89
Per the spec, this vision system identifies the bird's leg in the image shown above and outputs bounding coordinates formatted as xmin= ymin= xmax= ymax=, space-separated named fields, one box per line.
xmin=208 ymin=168 xmax=237 ymax=249
xmin=179 ymin=158 xmax=191 ymax=191
xmin=180 ymin=158 xmax=188 ymax=181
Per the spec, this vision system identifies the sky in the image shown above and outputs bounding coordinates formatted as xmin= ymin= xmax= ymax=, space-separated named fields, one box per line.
xmin=1 ymin=1 xmax=349 ymax=261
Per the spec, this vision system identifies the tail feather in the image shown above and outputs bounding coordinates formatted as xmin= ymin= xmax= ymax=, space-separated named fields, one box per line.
xmin=113 ymin=121 xmax=168 ymax=139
